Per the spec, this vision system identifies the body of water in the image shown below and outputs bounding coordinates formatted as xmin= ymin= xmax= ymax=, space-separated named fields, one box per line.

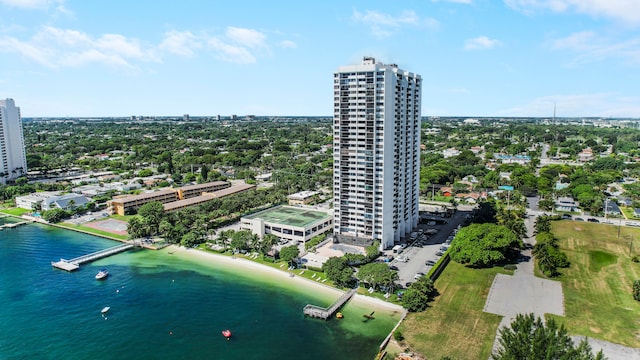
xmin=0 ymin=219 xmax=400 ymax=360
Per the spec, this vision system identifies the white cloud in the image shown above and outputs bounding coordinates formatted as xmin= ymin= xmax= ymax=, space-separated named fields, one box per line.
xmin=158 ymin=31 xmax=202 ymax=57
xmin=352 ymin=9 xmax=439 ymax=38
xmin=499 ymin=93 xmax=640 ymax=117
xmin=0 ymin=26 xmax=156 ymax=69
xmin=225 ymin=27 xmax=267 ymax=49
xmin=551 ymin=31 xmax=640 ymax=65
xmin=208 ymin=37 xmax=256 ymax=64
xmin=464 ymin=36 xmax=502 ymax=50
xmin=278 ymin=40 xmax=297 ymax=48
xmin=0 ymin=0 xmax=70 ymax=15
xmin=504 ymin=0 xmax=640 ymax=25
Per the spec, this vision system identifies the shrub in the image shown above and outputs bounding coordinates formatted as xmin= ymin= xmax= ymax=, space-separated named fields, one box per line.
xmin=634 ymin=280 xmax=640 ymax=301
xmin=393 ymin=330 xmax=404 ymax=341
xmin=503 ymin=264 xmax=517 ymax=271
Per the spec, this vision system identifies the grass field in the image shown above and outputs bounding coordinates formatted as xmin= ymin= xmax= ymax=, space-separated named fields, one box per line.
xmin=56 ymin=222 xmax=129 ymax=241
xmin=0 ymin=208 xmax=30 ymax=216
xmin=548 ymin=221 xmax=640 ymax=347
xmin=399 ymin=262 xmax=508 ymax=360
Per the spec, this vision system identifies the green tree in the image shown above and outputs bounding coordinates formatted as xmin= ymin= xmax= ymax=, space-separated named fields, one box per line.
xmin=449 ymin=223 xmax=522 ymax=267
xmin=634 ymin=280 xmax=640 ymax=301
xmin=493 ymin=313 xmax=606 ymax=360
xmin=279 ymin=245 xmax=300 ymax=265
xmin=42 ymin=208 xmax=68 ymax=223
xmin=402 ymin=277 xmax=436 ymax=312
xmin=533 ymin=232 xmax=569 ymax=277
xmin=127 ymin=216 xmax=149 ymax=239
xmin=137 ymin=201 xmax=165 ymax=235
xmin=357 ymin=262 xmax=398 ymax=291
xmin=322 ymin=256 xmax=353 ymax=287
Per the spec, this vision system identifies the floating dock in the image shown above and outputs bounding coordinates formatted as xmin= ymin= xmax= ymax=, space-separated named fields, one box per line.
xmin=52 ymin=243 xmax=134 ymax=271
xmin=303 ymin=288 xmax=357 ymax=320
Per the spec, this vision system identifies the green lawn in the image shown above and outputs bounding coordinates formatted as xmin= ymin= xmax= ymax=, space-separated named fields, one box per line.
xmin=547 ymin=221 xmax=640 ymax=347
xmin=399 ymin=262 xmax=508 ymax=360
xmin=56 ymin=222 xmax=129 ymax=241
xmin=0 ymin=207 xmax=30 ymax=216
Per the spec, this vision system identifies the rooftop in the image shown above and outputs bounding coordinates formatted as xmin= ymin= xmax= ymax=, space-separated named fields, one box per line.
xmin=244 ymin=205 xmax=330 ymax=228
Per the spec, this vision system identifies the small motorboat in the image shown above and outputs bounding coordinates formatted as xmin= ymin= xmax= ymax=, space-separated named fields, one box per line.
xmin=221 ymin=329 xmax=232 ymax=339
xmin=101 ymin=307 xmax=111 ymax=315
xmin=95 ymin=269 xmax=109 ymax=280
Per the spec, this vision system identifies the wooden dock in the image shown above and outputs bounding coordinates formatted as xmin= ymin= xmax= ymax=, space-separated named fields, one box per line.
xmin=0 ymin=220 xmax=32 ymax=230
xmin=303 ymin=288 xmax=357 ymax=320
xmin=52 ymin=243 xmax=134 ymax=271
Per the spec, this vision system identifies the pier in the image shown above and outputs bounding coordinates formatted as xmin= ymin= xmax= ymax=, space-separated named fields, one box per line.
xmin=0 ymin=220 xmax=32 ymax=230
xmin=51 ymin=243 xmax=134 ymax=271
xmin=303 ymin=288 xmax=357 ymax=320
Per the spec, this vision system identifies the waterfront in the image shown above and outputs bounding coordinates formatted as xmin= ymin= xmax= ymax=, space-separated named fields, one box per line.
xmin=0 ymin=218 xmax=401 ymax=360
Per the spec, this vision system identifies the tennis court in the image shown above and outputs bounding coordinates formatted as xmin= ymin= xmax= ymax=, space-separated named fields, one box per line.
xmin=244 ymin=206 xmax=329 ymax=227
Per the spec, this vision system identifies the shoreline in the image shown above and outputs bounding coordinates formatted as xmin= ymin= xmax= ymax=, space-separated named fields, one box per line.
xmin=169 ymin=245 xmax=405 ymax=314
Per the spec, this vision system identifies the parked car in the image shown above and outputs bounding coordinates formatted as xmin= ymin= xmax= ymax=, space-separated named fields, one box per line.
xmin=561 ymin=214 xmax=572 ymax=220
xmin=425 ymin=260 xmax=436 ymax=266
xmin=389 ymin=265 xmax=399 ymax=271
xmin=574 ymin=217 xmax=584 ymax=221
xmin=587 ymin=218 xmax=599 ymax=223
xmin=436 ymin=251 xmax=444 ymax=256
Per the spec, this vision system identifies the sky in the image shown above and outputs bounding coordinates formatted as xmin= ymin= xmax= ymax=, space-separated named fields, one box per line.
xmin=1 ymin=0 xmax=640 ymax=118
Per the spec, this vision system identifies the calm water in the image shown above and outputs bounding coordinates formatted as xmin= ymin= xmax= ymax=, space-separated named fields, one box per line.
xmin=0 ymin=218 xmax=400 ymax=360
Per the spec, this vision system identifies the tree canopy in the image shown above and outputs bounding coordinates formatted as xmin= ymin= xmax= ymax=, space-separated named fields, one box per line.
xmin=402 ymin=276 xmax=436 ymax=312
xmin=357 ymin=262 xmax=398 ymax=291
xmin=493 ymin=313 xmax=606 ymax=360
xmin=322 ymin=256 xmax=354 ymax=287
xmin=449 ymin=223 xmax=522 ymax=267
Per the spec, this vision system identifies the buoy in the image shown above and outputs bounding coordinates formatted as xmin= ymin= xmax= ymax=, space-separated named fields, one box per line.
xmin=222 ymin=329 xmax=232 ymax=339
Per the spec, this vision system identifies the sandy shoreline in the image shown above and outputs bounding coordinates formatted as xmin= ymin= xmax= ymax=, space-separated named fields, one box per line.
xmin=169 ymin=245 xmax=405 ymax=313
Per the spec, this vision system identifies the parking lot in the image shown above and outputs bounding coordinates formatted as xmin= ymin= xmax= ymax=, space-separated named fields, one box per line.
xmin=389 ymin=207 xmax=474 ymax=287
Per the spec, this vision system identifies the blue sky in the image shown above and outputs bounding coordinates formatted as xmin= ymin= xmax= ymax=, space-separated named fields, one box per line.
xmin=1 ymin=0 xmax=639 ymax=118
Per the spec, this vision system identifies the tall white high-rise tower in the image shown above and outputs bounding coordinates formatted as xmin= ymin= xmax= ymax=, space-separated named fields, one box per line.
xmin=0 ymin=99 xmax=27 ymax=184
xmin=333 ymin=57 xmax=422 ymax=250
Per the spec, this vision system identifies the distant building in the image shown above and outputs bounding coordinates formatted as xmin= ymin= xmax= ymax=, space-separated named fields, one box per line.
xmin=183 ymin=114 xmax=189 ymax=121
xmin=41 ymin=193 xmax=91 ymax=211
xmin=108 ymin=181 xmax=254 ymax=215
xmin=288 ymin=191 xmax=319 ymax=205
xmin=555 ymin=197 xmax=580 ymax=212
xmin=15 ymin=192 xmax=61 ymax=210
xmin=333 ymin=57 xmax=421 ymax=250
xmin=442 ymin=148 xmax=460 ymax=158
xmin=577 ymin=147 xmax=594 ymax=162
xmin=604 ymin=200 xmax=621 ymax=216
xmin=0 ymin=99 xmax=27 ymax=184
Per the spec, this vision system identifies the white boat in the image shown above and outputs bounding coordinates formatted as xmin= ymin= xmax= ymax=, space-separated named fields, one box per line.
xmin=101 ymin=306 xmax=110 ymax=314
xmin=95 ymin=269 xmax=109 ymax=280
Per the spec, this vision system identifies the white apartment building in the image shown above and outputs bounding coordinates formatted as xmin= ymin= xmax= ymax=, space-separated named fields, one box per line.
xmin=333 ymin=57 xmax=422 ymax=250
xmin=0 ymin=99 xmax=27 ymax=184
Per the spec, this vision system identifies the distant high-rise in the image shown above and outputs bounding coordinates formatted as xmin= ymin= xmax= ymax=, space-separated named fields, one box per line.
xmin=0 ymin=99 xmax=27 ymax=184
xmin=333 ymin=57 xmax=422 ymax=250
